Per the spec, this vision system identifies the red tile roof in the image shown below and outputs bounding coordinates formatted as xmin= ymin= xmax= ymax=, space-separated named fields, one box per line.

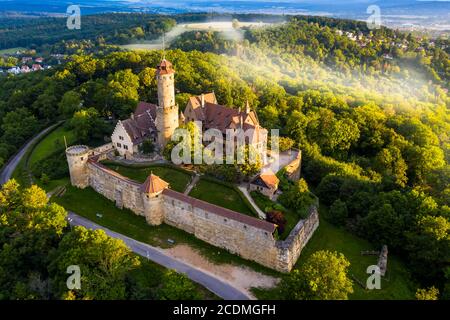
xmin=255 ymin=170 xmax=279 ymax=189
xmin=162 ymin=188 xmax=276 ymax=233
xmin=141 ymin=173 xmax=169 ymax=194
xmin=157 ymin=58 xmax=175 ymax=75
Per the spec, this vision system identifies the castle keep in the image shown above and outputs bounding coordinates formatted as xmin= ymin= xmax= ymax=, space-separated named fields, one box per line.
xmin=66 ymin=58 xmax=318 ymax=272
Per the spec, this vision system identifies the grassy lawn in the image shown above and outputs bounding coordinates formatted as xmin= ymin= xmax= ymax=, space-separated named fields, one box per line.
xmin=189 ymin=177 xmax=256 ymax=217
xmin=52 ymin=185 xmax=278 ymax=277
xmin=29 ymin=125 xmax=76 ymax=167
xmin=253 ymin=206 xmax=416 ymax=300
xmin=102 ymin=162 xmax=192 ymax=193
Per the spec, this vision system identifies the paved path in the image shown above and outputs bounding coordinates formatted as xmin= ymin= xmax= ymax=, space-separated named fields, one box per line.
xmin=0 ymin=122 xmax=62 ymax=185
xmin=67 ymin=212 xmax=251 ymax=300
xmin=0 ymin=126 xmax=252 ymax=300
xmin=238 ymin=184 xmax=266 ymax=219
xmin=184 ymin=174 xmax=200 ymax=195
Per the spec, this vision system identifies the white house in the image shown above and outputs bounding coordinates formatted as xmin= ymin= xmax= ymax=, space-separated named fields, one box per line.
xmin=111 ymin=102 xmax=158 ymax=157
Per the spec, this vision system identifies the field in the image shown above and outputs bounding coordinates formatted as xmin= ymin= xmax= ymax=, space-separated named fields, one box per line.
xmin=102 ymin=162 xmax=193 ymax=193
xmin=188 ymin=177 xmax=257 ymax=217
xmin=0 ymin=47 xmax=27 ymax=55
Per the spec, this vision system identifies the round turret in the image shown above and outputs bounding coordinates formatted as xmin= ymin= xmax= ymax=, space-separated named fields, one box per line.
xmin=66 ymin=145 xmax=90 ymax=188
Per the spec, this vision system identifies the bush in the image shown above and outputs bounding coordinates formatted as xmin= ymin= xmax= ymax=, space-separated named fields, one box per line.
xmin=31 ymin=151 xmax=68 ymax=180
xmin=139 ymin=138 xmax=155 ymax=155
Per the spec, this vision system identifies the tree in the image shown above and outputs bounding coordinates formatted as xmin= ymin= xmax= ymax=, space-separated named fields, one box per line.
xmin=1 ymin=108 xmax=39 ymax=147
xmin=281 ymin=250 xmax=353 ymax=300
xmin=415 ymin=287 xmax=439 ymax=300
xmin=0 ymin=181 xmax=67 ymax=299
xmin=157 ymin=270 xmax=201 ymax=300
xmin=50 ymin=226 xmax=140 ymax=300
xmin=139 ymin=138 xmax=155 ymax=155
xmin=278 ymin=137 xmax=295 ymax=152
xmin=278 ymin=178 xmax=316 ymax=213
xmin=107 ymin=69 xmax=140 ymax=118
xmin=329 ymin=199 xmax=348 ymax=226
xmin=236 ymin=145 xmax=262 ymax=179
xmin=70 ymin=107 xmax=106 ymax=143
xmin=59 ymin=91 xmax=83 ymax=118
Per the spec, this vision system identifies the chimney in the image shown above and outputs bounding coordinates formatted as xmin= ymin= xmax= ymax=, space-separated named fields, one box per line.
xmin=130 ymin=113 xmax=134 ymax=120
xmin=201 ymin=94 xmax=205 ymax=108
xmin=245 ymin=100 xmax=250 ymax=114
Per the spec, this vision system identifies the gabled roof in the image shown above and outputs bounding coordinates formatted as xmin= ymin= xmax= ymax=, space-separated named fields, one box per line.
xmin=187 ymin=93 xmax=263 ymax=134
xmin=252 ymin=170 xmax=279 ymax=190
xmin=141 ymin=173 xmax=169 ymax=194
xmin=120 ymin=102 xmax=157 ymax=144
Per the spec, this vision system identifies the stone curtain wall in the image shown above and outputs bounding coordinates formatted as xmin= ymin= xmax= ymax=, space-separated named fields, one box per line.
xmin=275 ymin=206 xmax=319 ymax=272
xmin=83 ymin=155 xmax=318 ymax=272
xmin=88 ymin=161 xmax=145 ymax=216
xmin=162 ymin=191 xmax=281 ymax=270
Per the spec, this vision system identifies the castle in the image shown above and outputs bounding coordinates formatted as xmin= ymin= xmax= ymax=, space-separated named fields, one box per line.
xmin=65 ymin=59 xmax=318 ymax=272
xmin=111 ymin=58 xmax=267 ymax=157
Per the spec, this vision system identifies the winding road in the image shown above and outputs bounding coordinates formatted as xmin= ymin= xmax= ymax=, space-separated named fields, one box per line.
xmin=0 ymin=122 xmax=62 ymax=185
xmin=0 ymin=125 xmax=252 ymax=300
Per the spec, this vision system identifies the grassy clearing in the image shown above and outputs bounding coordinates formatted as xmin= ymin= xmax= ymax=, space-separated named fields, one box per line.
xmin=52 ymin=185 xmax=278 ymax=277
xmin=189 ymin=177 xmax=256 ymax=217
xmin=28 ymin=125 xmax=76 ymax=167
xmin=102 ymin=162 xmax=192 ymax=193
xmin=0 ymin=47 xmax=27 ymax=55
xmin=253 ymin=206 xmax=416 ymax=300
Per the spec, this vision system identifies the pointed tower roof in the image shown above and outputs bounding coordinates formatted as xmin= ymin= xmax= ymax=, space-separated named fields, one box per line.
xmin=157 ymin=58 xmax=175 ymax=75
xmin=140 ymin=172 xmax=169 ymax=194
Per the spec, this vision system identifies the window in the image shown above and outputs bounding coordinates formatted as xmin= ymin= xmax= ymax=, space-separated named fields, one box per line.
xmin=119 ymin=136 xmax=124 ymax=141
xmin=124 ymin=145 xmax=128 ymax=150
xmin=117 ymin=143 xmax=122 ymax=148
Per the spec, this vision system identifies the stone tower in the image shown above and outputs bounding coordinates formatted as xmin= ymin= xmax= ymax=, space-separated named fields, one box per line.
xmin=66 ymin=145 xmax=90 ymax=188
xmin=156 ymin=58 xmax=179 ymax=148
xmin=141 ymin=173 xmax=168 ymax=225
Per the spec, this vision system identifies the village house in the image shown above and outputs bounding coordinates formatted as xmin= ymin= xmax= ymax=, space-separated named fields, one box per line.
xmin=249 ymin=170 xmax=279 ymax=200
xmin=111 ymin=102 xmax=158 ymax=156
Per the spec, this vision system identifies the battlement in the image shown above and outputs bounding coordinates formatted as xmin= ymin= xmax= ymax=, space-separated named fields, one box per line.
xmin=66 ymin=145 xmax=90 ymax=156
